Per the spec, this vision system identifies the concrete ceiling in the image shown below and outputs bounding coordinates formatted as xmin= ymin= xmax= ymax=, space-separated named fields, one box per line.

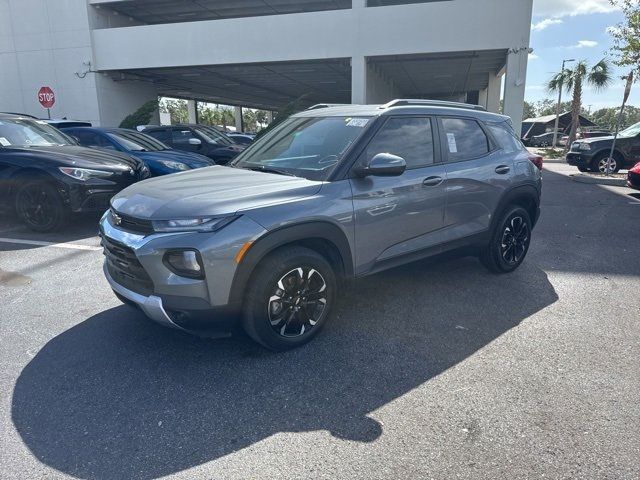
xmin=369 ymin=49 xmax=507 ymax=99
xmin=110 ymin=59 xmax=352 ymax=110
xmin=104 ymin=50 xmax=507 ymax=111
xmin=96 ymin=0 xmax=351 ymax=24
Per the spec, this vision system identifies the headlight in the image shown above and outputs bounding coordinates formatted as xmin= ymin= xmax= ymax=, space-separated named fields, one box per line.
xmin=579 ymin=143 xmax=591 ymax=151
xmin=157 ymin=160 xmax=190 ymax=171
xmin=152 ymin=215 xmax=239 ymax=233
xmin=58 ymin=167 xmax=114 ymax=181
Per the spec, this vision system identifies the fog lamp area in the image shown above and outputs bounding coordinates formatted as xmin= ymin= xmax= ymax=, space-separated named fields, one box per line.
xmin=163 ymin=250 xmax=204 ymax=279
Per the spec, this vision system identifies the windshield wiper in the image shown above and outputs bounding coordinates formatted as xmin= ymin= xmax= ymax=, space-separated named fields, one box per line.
xmin=243 ymin=166 xmax=297 ymax=177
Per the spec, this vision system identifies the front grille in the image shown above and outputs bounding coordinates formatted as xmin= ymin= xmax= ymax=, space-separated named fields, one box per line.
xmin=110 ymin=209 xmax=154 ymax=235
xmin=81 ymin=193 xmax=112 ymax=211
xmin=102 ymin=235 xmax=154 ymax=296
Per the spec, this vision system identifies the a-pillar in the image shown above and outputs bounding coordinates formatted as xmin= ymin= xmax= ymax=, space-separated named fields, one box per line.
xmin=187 ymin=99 xmax=197 ymax=124
xmin=503 ymin=48 xmax=529 ymax=134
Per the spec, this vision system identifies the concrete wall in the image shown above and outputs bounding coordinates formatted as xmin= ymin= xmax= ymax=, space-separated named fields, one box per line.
xmin=91 ymin=1 xmax=533 ymax=71
xmin=0 ymin=0 xmax=100 ymax=122
xmin=0 ymin=0 xmax=157 ymax=125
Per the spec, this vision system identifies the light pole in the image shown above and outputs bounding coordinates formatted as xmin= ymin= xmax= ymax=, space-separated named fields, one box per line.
xmin=552 ymin=58 xmax=575 ymax=148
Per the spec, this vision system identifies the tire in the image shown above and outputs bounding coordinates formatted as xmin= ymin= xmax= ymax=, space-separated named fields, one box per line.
xmin=480 ymin=206 xmax=532 ymax=274
xmin=15 ymin=180 xmax=67 ymax=232
xmin=591 ymin=152 xmax=621 ymax=174
xmin=242 ymin=246 xmax=337 ymax=351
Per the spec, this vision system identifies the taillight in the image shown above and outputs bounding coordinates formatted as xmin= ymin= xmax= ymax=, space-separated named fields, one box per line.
xmin=528 ymin=154 xmax=543 ymax=171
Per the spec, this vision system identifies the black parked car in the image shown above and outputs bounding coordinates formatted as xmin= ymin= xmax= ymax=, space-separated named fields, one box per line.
xmin=143 ymin=124 xmax=245 ymax=164
xmin=566 ymin=121 xmax=640 ymax=173
xmin=0 ymin=113 xmax=149 ymax=231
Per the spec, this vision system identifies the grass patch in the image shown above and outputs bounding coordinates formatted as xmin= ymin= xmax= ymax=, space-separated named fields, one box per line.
xmin=538 ymin=148 xmax=565 ymax=159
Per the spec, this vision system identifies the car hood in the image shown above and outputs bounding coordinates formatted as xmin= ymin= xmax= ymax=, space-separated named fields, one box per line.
xmin=132 ymin=150 xmax=215 ymax=167
xmin=111 ymin=166 xmax=323 ymax=219
xmin=579 ymin=135 xmax=615 ymax=144
xmin=8 ymin=145 xmax=140 ymax=171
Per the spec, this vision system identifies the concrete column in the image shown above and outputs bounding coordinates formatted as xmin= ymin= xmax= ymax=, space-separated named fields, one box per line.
xmin=234 ymin=106 xmax=244 ymax=133
xmin=352 ymin=0 xmax=366 ymax=8
xmin=267 ymin=111 xmax=274 ymax=122
xmin=351 ymin=56 xmax=367 ymax=104
xmin=187 ymin=99 xmax=197 ymax=124
xmin=486 ymin=72 xmax=502 ymax=114
xmin=478 ymin=88 xmax=488 ymax=109
xmin=503 ymin=48 xmax=529 ymax=134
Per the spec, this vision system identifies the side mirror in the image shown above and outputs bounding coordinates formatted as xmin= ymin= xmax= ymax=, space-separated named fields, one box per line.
xmin=188 ymin=138 xmax=202 ymax=146
xmin=361 ymin=153 xmax=406 ymax=177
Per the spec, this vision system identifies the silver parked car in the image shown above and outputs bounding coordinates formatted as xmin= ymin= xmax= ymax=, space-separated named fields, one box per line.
xmin=100 ymin=100 xmax=542 ymax=350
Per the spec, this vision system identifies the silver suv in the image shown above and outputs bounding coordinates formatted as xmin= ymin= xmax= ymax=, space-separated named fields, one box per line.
xmin=100 ymin=100 xmax=542 ymax=350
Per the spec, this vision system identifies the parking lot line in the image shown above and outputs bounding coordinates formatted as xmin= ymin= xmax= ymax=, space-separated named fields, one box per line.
xmin=0 ymin=237 xmax=102 ymax=251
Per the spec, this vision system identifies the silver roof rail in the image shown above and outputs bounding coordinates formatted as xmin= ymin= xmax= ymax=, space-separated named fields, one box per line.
xmin=380 ymin=99 xmax=487 ymax=112
xmin=306 ymin=103 xmax=350 ymax=110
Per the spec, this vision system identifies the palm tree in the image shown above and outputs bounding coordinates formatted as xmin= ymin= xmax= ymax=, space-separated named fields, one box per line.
xmin=547 ymin=59 xmax=612 ymax=145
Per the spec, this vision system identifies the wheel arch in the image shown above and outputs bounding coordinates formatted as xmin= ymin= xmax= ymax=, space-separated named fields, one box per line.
xmin=228 ymin=221 xmax=354 ymax=307
xmin=8 ymin=168 xmax=60 ymax=198
xmin=493 ymin=184 xmax=540 ymax=230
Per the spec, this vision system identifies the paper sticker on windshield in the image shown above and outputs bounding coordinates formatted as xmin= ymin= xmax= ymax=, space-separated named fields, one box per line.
xmin=0 ymin=137 xmax=10 ymax=146
xmin=447 ymin=133 xmax=458 ymax=153
xmin=346 ymin=118 xmax=369 ymax=128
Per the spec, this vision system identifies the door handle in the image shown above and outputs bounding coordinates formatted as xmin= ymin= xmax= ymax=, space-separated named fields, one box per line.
xmin=495 ymin=165 xmax=511 ymax=174
xmin=422 ymin=176 xmax=443 ymax=187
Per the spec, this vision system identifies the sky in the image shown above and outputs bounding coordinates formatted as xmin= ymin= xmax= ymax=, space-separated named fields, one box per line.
xmin=526 ymin=0 xmax=638 ymax=111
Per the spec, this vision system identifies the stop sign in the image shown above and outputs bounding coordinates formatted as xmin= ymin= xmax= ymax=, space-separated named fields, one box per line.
xmin=37 ymin=86 xmax=55 ymax=108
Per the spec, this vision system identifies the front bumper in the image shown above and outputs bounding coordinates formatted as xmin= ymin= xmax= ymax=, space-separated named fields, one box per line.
xmin=628 ymin=171 xmax=640 ymax=190
xmin=104 ymin=262 xmax=184 ymax=330
xmin=566 ymin=152 xmax=595 ymax=168
xmin=99 ymin=210 xmax=267 ymax=333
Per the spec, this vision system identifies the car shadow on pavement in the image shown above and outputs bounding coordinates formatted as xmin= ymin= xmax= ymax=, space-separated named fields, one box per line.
xmin=0 ymin=213 xmax=102 ymax=252
xmin=11 ymin=256 xmax=558 ymax=479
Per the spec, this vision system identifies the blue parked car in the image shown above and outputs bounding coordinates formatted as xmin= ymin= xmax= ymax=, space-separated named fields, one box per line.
xmin=62 ymin=127 xmax=216 ymax=176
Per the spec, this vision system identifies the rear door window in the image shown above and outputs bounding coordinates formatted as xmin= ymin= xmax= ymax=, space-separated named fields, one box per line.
xmin=146 ymin=129 xmax=172 ymax=145
xmin=441 ymin=118 xmax=490 ymax=162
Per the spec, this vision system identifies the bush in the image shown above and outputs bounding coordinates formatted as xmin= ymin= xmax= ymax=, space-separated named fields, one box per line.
xmin=119 ymin=100 xmax=159 ymax=129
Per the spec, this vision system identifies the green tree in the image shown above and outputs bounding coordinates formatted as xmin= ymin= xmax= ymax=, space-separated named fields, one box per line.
xmin=522 ymin=100 xmax=536 ymax=120
xmin=547 ymin=59 xmax=612 ymax=144
xmin=609 ymin=0 xmax=640 ymax=74
xmin=159 ymin=98 xmax=188 ymax=124
xmin=119 ymin=100 xmax=158 ymax=129
xmin=591 ymin=105 xmax=640 ymax=130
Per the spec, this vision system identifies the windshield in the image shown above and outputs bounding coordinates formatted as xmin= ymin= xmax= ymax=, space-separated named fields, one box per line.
xmin=618 ymin=121 xmax=640 ymax=138
xmin=232 ymin=116 xmax=372 ymax=181
xmin=193 ymin=125 xmax=234 ymax=146
xmin=0 ymin=118 xmax=76 ymax=148
xmin=108 ymin=130 xmax=168 ymax=152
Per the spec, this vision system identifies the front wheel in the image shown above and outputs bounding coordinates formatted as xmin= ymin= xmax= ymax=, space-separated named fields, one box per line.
xmin=592 ymin=153 xmax=620 ymax=174
xmin=242 ymin=246 xmax=337 ymax=351
xmin=15 ymin=180 xmax=67 ymax=232
xmin=480 ymin=206 xmax=532 ymax=274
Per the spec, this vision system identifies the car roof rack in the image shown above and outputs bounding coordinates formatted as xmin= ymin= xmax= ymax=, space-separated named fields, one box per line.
xmin=306 ymin=103 xmax=350 ymax=110
xmin=379 ymin=99 xmax=487 ymax=112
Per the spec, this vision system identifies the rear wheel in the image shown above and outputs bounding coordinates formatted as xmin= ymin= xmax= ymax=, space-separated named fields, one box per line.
xmin=242 ymin=246 xmax=336 ymax=351
xmin=15 ymin=180 xmax=67 ymax=232
xmin=480 ymin=206 xmax=532 ymax=274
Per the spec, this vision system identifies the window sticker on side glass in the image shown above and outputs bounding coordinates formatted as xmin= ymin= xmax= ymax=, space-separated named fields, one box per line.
xmin=0 ymin=137 xmax=11 ymax=146
xmin=346 ymin=118 xmax=369 ymax=128
xmin=447 ymin=133 xmax=458 ymax=153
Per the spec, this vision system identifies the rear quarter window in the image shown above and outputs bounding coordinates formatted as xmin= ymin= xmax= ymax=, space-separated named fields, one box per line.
xmin=486 ymin=121 xmax=526 ymax=154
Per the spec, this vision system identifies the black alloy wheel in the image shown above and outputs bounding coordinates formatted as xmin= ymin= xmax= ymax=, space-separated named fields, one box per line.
xmin=15 ymin=180 xmax=66 ymax=232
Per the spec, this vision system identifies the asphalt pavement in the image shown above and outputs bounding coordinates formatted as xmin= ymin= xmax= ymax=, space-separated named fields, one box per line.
xmin=0 ymin=161 xmax=638 ymax=479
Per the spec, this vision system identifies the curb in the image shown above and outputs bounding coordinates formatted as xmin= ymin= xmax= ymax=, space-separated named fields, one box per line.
xmin=569 ymin=174 xmax=627 ymax=186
